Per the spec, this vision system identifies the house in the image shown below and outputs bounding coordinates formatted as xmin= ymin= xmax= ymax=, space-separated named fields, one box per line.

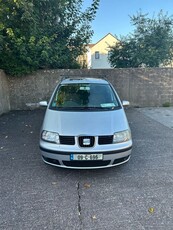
xmin=79 ymin=33 xmax=118 ymax=69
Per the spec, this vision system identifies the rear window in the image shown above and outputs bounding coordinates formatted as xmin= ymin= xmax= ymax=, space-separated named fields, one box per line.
xmin=49 ymin=83 xmax=121 ymax=111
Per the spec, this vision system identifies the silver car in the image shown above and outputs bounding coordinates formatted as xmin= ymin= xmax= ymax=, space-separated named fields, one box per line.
xmin=39 ymin=77 xmax=132 ymax=169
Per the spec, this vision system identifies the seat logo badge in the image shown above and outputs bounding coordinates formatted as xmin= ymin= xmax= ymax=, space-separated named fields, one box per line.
xmin=83 ymin=138 xmax=90 ymax=146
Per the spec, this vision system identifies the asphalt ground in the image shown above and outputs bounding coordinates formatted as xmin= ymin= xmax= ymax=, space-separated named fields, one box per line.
xmin=138 ymin=107 xmax=173 ymax=130
xmin=0 ymin=108 xmax=173 ymax=230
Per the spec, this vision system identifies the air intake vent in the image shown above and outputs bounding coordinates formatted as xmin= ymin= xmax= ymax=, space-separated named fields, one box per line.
xmin=63 ymin=160 xmax=111 ymax=167
xmin=98 ymin=135 xmax=113 ymax=145
xmin=59 ymin=136 xmax=75 ymax=145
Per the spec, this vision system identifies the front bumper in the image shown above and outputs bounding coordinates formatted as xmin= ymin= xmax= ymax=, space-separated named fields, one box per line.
xmin=39 ymin=144 xmax=132 ymax=169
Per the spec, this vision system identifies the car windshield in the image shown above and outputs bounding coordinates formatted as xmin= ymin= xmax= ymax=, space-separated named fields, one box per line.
xmin=50 ymin=83 xmax=121 ymax=111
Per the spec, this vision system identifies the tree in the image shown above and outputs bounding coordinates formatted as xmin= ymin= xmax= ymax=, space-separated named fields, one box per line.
xmin=109 ymin=11 xmax=173 ymax=68
xmin=0 ymin=0 xmax=100 ymax=76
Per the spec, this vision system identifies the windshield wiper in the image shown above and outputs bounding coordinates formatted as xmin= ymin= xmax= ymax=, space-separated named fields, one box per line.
xmin=78 ymin=106 xmax=115 ymax=110
xmin=50 ymin=106 xmax=117 ymax=111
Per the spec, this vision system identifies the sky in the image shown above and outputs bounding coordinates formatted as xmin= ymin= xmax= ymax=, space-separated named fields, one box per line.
xmin=83 ymin=0 xmax=173 ymax=43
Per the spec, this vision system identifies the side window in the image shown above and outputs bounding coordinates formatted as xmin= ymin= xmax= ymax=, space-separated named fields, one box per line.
xmin=95 ymin=51 xmax=100 ymax=59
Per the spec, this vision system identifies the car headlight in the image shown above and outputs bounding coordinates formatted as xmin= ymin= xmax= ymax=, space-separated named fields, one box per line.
xmin=41 ymin=131 xmax=60 ymax=144
xmin=113 ymin=130 xmax=131 ymax=143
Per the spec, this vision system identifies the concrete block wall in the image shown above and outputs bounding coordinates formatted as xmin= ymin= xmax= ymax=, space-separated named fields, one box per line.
xmin=1 ymin=68 xmax=173 ymax=113
xmin=8 ymin=68 xmax=173 ymax=110
xmin=0 ymin=70 xmax=10 ymax=115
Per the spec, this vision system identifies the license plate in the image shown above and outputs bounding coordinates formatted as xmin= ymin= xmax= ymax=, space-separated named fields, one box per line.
xmin=70 ymin=154 xmax=103 ymax=161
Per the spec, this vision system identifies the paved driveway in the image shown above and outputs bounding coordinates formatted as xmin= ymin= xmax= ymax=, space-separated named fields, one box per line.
xmin=0 ymin=108 xmax=173 ymax=230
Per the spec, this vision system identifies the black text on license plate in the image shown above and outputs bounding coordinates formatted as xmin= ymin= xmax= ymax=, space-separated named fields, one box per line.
xmin=70 ymin=154 xmax=103 ymax=161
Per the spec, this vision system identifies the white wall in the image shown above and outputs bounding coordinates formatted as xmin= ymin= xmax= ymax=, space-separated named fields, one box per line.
xmin=91 ymin=53 xmax=112 ymax=69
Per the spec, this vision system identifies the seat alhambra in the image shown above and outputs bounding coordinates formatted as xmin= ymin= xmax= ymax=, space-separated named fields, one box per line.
xmin=39 ymin=77 xmax=132 ymax=169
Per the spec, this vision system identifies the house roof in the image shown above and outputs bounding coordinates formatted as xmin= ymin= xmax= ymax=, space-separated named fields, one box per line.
xmin=88 ymin=33 xmax=117 ymax=48
xmin=88 ymin=44 xmax=95 ymax=48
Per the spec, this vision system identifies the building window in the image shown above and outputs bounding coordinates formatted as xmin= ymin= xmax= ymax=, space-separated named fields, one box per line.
xmin=95 ymin=51 xmax=100 ymax=59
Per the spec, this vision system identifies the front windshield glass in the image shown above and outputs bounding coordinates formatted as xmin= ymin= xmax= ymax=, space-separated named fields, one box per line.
xmin=50 ymin=83 xmax=121 ymax=111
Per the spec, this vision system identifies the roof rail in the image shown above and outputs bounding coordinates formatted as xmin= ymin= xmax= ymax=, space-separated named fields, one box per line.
xmin=60 ymin=76 xmax=71 ymax=81
xmin=60 ymin=75 xmax=108 ymax=82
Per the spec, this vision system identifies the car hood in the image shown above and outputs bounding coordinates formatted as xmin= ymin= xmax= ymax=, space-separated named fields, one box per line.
xmin=42 ymin=109 xmax=130 ymax=136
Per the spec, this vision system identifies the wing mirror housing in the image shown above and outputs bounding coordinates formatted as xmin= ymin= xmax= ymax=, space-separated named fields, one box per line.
xmin=122 ymin=100 xmax=130 ymax=107
xmin=39 ymin=101 xmax=48 ymax=107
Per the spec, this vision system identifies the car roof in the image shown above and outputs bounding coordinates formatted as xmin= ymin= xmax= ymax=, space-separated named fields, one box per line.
xmin=60 ymin=77 xmax=109 ymax=85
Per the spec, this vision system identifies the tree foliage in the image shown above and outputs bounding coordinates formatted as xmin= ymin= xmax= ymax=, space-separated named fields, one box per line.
xmin=0 ymin=0 xmax=100 ymax=76
xmin=109 ymin=11 xmax=173 ymax=68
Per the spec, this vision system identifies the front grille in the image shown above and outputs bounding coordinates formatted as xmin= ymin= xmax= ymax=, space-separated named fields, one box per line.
xmin=78 ymin=136 xmax=95 ymax=147
xmin=63 ymin=160 xmax=111 ymax=168
xmin=59 ymin=136 xmax=75 ymax=145
xmin=57 ymin=135 xmax=114 ymax=146
xmin=98 ymin=135 xmax=113 ymax=145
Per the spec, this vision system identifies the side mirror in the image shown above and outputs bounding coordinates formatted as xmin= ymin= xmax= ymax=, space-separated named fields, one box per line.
xmin=39 ymin=101 xmax=48 ymax=107
xmin=122 ymin=100 xmax=130 ymax=107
